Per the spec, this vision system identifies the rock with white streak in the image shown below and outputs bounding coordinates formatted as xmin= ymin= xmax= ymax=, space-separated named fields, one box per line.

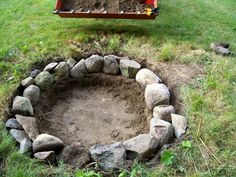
xmin=149 ymin=118 xmax=173 ymax=146
xmin=153 ymin=105 xmax=175 ymax=122
xmin=12 ymin=96 xmax=34 ymax=116
xmin=70 ymin=59 xmax=87 ymax=78
xmin=85 ymin=55 xmax=104 ymax=73
xmin=136 ymin=68 xmax=162 ymax=88
xmin=23 ymin=85 xmax=41 ymax=105
xmin=171 ymin=114 xmax=187 ymax=139
xmin=145 ymin=83 xmax=170 ymax=110
xmin=119 ymin=59 xmax=141 ymax=78
xmin=16 ymin=114 xmax=39 ymax=141
xmin=123 ymin=134 xmax=158 ymax=160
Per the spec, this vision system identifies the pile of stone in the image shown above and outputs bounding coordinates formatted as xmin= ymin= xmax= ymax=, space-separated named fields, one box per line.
xmin=5 ymin=54 xmax=187 ymax=170
xmin=210 ymin=42 xmax=235 ymax=57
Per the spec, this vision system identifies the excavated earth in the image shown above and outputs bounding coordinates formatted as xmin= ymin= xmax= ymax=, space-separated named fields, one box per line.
xmin=34 ymin=74 xmax=149 ymax=147
xmin=62 ymin=0 xmax=150 ymax=12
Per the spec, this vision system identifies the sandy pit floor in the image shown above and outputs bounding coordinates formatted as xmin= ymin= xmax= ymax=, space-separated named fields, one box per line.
xmin=35 ymin=74 xmax=149 ymax=147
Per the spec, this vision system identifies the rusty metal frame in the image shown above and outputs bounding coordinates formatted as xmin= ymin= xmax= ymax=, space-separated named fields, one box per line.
xmin=54 ymin=0 xmax=158 ymax=20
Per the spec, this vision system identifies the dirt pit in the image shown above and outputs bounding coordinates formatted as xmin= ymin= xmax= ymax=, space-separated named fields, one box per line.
xmin=34 ymin=74 xmax=149 ymax=147
xmin=61 ymin=0 xmax=151 ymax=13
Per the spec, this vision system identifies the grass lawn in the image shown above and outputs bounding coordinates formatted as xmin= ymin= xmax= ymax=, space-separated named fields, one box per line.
xmin=0 ymin=0 xmax=236 ymax=176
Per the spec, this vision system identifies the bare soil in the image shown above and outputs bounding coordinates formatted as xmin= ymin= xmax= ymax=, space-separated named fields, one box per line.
xmin=62 ymin=0 xmax=149 ymax=13
xmin=34 ymin=74 xmax=149 ymax=147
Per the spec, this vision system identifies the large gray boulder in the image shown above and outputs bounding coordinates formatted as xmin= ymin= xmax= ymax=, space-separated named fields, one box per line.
xmin=53 ymin=62 xmax=69 ymax=82
xmin=123 ymin=134 xmax=158 ymax=160
xmin=119 ymin=59 xmax=141 ymax=78
xmin=12 ymin=96 xmax=33 ymax=116
xmin=35 ymin=71 xmax=54 ymax=91
xmin=23 ymin=85 xmax=41 ymax=105
xmin=89 ymin=142 xmax=126 ymax=171
xmin=145 ymin=83 xmax=170 ymax=110
xmin=33 ymin=134 xmax=65 ymax=153
xmin=21 ymin=77 xmax=35 ymax=87
xmin=153 ymin=105 xmax=175 ymax=122
xmin=149 ymin=118 xmax=173 ymax=146
xmin=58 ymin=143 xmax=90 ymax=168
xmin=103 ymin=56 xmax=119 ymax=75
xmin=10 ymin=129 xmax=29 ymax=143
xmin=85 ymin=55 xmax=104 ymax=73
xmin=5 ymin=118 xmax=23 ymax=130
xmin=34 ymin=151 xmax=56 ymax=164
xmin=16 ymin=114 xmax=39 ymax=141
xmin=19 ymin=138 xmax=32 ymax=154
xmin=70 ymin=59 xmax=87 ymax=78
xmin=135 ymin=68 xmax=162 ymax=88
xmin=67 ymin=58 xmax=77 ymax=70
xmin=171 ymin=114 xmax=187 ymax=139
xmin=43 ymin=62 xmax=58 ymax=72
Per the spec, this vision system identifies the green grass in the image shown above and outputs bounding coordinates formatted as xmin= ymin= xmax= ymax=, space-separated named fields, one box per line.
xmin=0 ymin=0 xmax=236 ymax=176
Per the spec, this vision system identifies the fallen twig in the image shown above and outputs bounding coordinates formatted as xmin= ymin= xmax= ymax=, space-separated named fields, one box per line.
xmin=200 ymin=138 xmax=223 ymax=165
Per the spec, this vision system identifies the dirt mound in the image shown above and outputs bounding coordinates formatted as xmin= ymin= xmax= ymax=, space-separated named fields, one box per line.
xmin=62 ymin=0 xmax=149 ymax=13
xmin=34 ymin=74 xmax=149 ymax=147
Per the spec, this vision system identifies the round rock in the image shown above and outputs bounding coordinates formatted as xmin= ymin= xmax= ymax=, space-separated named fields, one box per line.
xmin=171 ymin=114 xmax=187 ymax=139
xmin=5 ymin=118 xmax=23 ymax=130
xmin=23 ymin=85 xmax=41 ymax=105
xmin=19 ymin=138 xmax=32 ymax=154
xmin=119 ymin=59 xmax=141 ymax=78
xmin=135 ymin=68 xmax=162 ymax=88
xmin=53 ymin=61 xmax=69 ymax=82
xmin=70 ymin=59 xmax=87 ymax=78
xmin=21 ymin=77 xmax=35 ymax=87
xmin=10 ymin=129 xmax=29 ymax=143
xmin=67 ymin=58 xmax=77 ymax=70
xmin=149 ymin=118 xmax=173 ymax=146
xmin=153 ymin=105 xmax=175 ymax=122
xmin=12 ymin=96 xmax=34 ymax=116
xmin=89 ymin=142 xmax=126 ymax=171
xmin=85 ymin=55 xmax=104 ymax=73
xmin=43 ymin=62 xmax=58 ymax=72
xmin=30 ymin=69 xmax=41 ymax=79
xmin=34 ymin=151 xmax=55 ymax=164
xmin=33 ymin=134 xmax=65 ymax=153
xmin=103 ymin=56 xmax=119 ymax=75
xmin=35 ymin=71 xmax=54 ymax=91
xmin=145 ymin=83 xmax=170 ymax=110
xmin=123 ymin=134 xmax=158 ymax=160
xmin=58 ymin=143 xmax=90 ymax=168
